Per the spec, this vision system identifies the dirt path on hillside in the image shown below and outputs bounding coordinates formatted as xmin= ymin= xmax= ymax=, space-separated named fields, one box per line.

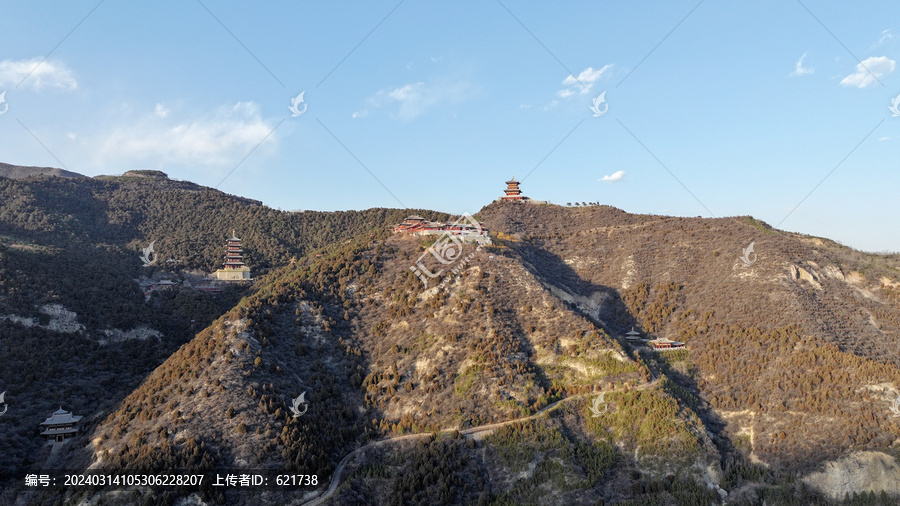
xmin=301 ymin=380 xmax=658 ymax=506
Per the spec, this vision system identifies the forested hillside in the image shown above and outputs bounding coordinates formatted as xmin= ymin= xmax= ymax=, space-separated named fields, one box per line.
xmin=81 ymin=227 xmax=721 ymax=505
xmin=479 ymin=203 xmax=900 ymax=472
xmin=5 ymin=165 xmax=900 ymax=505
xmin=0 ymin=167 xmax=436 ymax=490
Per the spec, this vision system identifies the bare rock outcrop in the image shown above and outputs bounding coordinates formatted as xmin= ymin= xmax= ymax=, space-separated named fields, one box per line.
xmin=790 ymin=264 xmax=822 ymax=290
xmin=0 ymin=303 xmax=85 ymax=333
xmin=98 ymin=326 xmax=162 ymax=345
xmin=802 ymin=451 xmax=900 ymax=499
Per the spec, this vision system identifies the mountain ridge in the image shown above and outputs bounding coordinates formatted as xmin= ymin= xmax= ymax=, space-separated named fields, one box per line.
xmin=0 ymin=162 xmax=86 ymax=180
xmin=3 ymin=164 xmax=900 ymax=504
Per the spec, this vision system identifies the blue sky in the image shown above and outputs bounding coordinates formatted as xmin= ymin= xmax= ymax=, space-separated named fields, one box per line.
xmin=1 ymin=1 xmax=898 ymax=252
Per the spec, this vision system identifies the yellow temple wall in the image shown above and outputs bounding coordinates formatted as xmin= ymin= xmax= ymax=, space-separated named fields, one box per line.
xmin=213 ymin=267 xmax=252 ymax=281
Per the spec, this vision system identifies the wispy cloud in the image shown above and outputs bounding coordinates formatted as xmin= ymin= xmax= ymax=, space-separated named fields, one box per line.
xmin=154 ymin=103 xmax=169 ymax=119
xmin=0 ymin=58 xmax=77 ymax=90
xmin=599 ymin=170 xmax=625 ymax=183
xmin=558 ymin=65 xmax=613 ymax=98
xmin=874 ymin=29 xmax=893 ymax=48
xmin=840 ymin=56 xmax=895 ymax=88
xmin=541 ymin=99 xmax=560 ymax=111
xmin=790 ymin=52 xmax=814 ymax=77
xmin=353 ymin=79 xmax=476 ymax=121
xmin=95 ymin=101 xmax=277 ymax=169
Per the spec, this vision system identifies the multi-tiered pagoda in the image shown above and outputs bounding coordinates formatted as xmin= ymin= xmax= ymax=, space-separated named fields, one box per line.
xmin=212 ymin=230 xmax=252 ymax=281
xmin=499 ymin=176 xmax=529 ymax=202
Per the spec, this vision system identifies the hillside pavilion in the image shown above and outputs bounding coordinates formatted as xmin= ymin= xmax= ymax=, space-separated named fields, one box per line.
xmin=40 ymin=407 xmax=82 ymax=442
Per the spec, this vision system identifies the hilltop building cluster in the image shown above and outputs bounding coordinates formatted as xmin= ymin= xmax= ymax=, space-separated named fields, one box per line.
xmin=393 ymin=177 xmax=553 ymax=243
xmin=393 ymin=215 xmax=491 ymax=244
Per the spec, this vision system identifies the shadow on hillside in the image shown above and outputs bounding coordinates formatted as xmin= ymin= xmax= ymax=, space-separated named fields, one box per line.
xmin=652 ymin=352 xmax=738 ymax=469
xmin=511 ymin=242 xmax=640 ymax=334
xmin=509 ymin=241 xmax=738 ymax=469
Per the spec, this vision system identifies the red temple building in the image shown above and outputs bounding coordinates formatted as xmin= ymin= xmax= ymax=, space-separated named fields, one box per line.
xmin=647 ymin=337 xmax=686 ymax=350
xmin=499 ymin=176 xmax=529 ymax=202
xmin=393 ymin=215 xmax=491 ymax=244
xmin=393 ymin=215 xmax=429 ymax=233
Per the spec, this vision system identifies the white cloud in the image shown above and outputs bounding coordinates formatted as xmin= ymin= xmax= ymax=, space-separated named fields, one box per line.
xmin=599 ymin=170 xmax=625 ymax=183
xmin=389 ymin=84 xmax=417 ymax=101
xmin=879 ymin=136 xmax=890 ymax=141
xmin=95 ymin=101 xmax=277 ymax=169
xmin=361 ymin=80 xmax=475 ymax=121
xmin=558 ymin=65 xmax=613 ymax=97
xmin=541 ymin=99 xmax=560 ymax=111
xmin=66 ymin=132 xmax=76 ymax=140
xmin=154 ymin=103 xmax=169 ymax=118
xmin=875 ymin=29 xmax=893 ymax=47
xmin=840 ymin=56 xmax=896 ymax=88
xmin=351 ymin=109 xmax=368 ymax=119
xmin=790 ymin=52 xmax=814 ymax=77
xmin=0 ymin=58 xmax=77 ymax=90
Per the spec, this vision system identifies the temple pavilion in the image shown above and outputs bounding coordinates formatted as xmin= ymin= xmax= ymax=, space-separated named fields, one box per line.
xmin=499 ymin=177 xmax=529 ymax=202
xmin=647 ymin=337 xmax=686 ymax=350
xmin=212 ymin=230 xmax=252 ymax=281
xmin=40 ymin=407 xmax=82 ymax=443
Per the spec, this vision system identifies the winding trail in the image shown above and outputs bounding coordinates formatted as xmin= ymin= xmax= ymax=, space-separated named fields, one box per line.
xmin=301 ymin=380 xmax=658 ymax=506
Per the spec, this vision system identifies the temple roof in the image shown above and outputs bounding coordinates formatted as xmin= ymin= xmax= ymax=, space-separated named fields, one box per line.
xmin=41 ymin=427 xmax=79 ymax=435
xmin=648 ymin=337 xmax=684 ymax=345
xmin=40 ymin=408 xmax=83 ymax=426
xmin=506 ymin=176 xmax=518 ymax=184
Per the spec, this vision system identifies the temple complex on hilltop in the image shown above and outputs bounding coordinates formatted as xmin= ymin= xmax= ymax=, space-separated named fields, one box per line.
xmin=211 ymin=230 xmax=252 ymax=281
xmin=393 ymin=215 xmax=491 ymax=244
xmin=40 ymin=407 xmax=82 ymax=443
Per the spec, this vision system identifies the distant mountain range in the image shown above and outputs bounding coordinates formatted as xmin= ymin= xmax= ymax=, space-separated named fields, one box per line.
xmin=2 ymin=161 xmax=900 ymax=505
